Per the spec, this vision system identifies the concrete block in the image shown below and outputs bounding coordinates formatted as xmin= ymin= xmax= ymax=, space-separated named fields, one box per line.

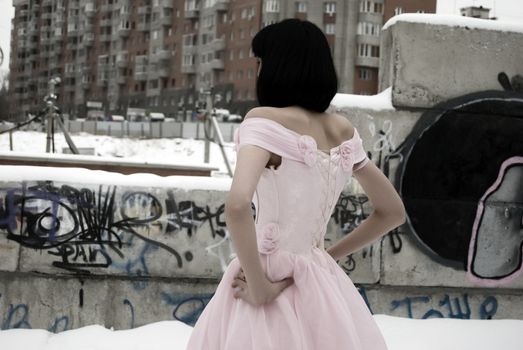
xmin=379 ymin=20 xmax=523 ymax=108
xmin=0 ymin=274 xmax=218 ymax=330
xmin=381 ymin=232 xmax=523 ymax=289
xmin=0 ymin=234 xmax=20 ymax=272
xmin=361 ymin=285 xmax=523 ymax=320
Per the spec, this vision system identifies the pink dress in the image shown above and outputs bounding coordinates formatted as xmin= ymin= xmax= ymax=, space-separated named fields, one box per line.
xmin=186 ymin=117 xmax=388 ymax=350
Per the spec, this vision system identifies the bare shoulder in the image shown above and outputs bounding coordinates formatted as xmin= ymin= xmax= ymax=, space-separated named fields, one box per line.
xmin=328 ymin=113 xmax=355 ymax=141
xmin=244 ymin=107 xmax=285 ymax=122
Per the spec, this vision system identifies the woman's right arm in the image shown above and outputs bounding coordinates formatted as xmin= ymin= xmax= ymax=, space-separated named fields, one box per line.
xmin=326 ymin=161 xmax=406 ymax=261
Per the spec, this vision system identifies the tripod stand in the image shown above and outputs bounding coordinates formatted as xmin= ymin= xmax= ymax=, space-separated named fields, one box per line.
xmin=199 ymin=89 xmax=233 ymax=177
xmin=44 ymin=77 xmax=79 ymax=154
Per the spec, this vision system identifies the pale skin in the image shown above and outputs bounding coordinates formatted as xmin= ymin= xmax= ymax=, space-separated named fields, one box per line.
xmin=225 ymin=106 xmax=406 ymax=307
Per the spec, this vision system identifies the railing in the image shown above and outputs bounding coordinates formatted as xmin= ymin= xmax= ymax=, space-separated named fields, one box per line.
xmin=54 ymin=120 xmax=239 ymax=141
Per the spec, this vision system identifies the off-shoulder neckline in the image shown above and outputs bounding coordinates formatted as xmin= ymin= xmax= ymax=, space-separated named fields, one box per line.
xmin=241 ymin=116 xmax=359 ymax=155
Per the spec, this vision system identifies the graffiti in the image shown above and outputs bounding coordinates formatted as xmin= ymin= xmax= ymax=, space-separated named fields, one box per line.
xmin=390 ymin=293 xmax=498 ymax=320
xmin=0 ymin=182 xmax=229 ymax=275
xmin=332 ymin=193 xmax=369 ymax=234
xmin=161 ymin=292 xmax=214 ymax=326
xmin=2 ymin=304 xmax=31 ymax=330
xmin=164 ymin=191 xmax=227 ymax=238
xmin=49 ymin=316 xmax=70 ymax=333
xmin=123 ymin=298 xmax=135 ymax=329
xmin=397 ymin=89 xmax=523 ymax=285
xmin=468 ymin=157 xmax=523 ymax=286
xmin=332 ymin=191 xmax=403 ymax=261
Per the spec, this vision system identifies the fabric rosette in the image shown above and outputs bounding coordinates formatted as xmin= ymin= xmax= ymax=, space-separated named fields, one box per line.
xmin=257 ymin=222 xmax=280 ymax=255
xmin=297 ymin=135 xmax=318 ymax=166
xmin=338 ymin=142 xmax=356 ymax=172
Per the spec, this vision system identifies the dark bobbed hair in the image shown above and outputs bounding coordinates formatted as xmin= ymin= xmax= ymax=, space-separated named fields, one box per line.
xmin=251 ymin=19 xmax=338 ymax=113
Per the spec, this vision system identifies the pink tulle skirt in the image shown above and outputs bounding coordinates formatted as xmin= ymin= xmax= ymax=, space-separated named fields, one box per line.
xmin=186 ymin=248 xmax=388 ymax=350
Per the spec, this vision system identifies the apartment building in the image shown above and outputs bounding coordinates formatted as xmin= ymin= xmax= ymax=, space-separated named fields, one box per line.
xmin=8 ymin=0 xmax=434 ymax=121
xmin=8 ymin=0 xmax=258 ymax=120
xmin=353 ymin=0 xmax=436 ymax=95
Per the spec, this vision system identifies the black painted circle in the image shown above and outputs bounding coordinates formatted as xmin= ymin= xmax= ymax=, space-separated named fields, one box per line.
xmin=399 ymin=92 xmax=523 ymax=269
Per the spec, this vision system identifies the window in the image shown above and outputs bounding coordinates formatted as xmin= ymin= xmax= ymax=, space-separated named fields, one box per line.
xmin=358 ymin=44 xmax=379 ymax=58
xmin=295 ymin=1 xmax=307 ymax=13
xmin=360 ymin=1 xmax=382 ymax=13
xmin=324 ymin=2 xmax=336 ymax=15
xmin=394 ymin=7 xmax=403 ymax=15
xmin=357 ymin=22 xmax=380 ymax=36
xmin=359 ymin=68 xmax=372 ymax=80
xmin=325 ymin=23 xmax=335 ymax=35
xmin=183 ymin=54 xmax=195 ymax=66
xmin=185 ymin=0 xmax=198 ymax=11
xmin=265 ymin=0 xmax=280 ymax=13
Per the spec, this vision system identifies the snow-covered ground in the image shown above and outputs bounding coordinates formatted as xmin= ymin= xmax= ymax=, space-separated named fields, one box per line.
xmin=0 ymin=131 xmax=238 ymax=176
xmin=1 ymin=315 xmax=522 ymax=350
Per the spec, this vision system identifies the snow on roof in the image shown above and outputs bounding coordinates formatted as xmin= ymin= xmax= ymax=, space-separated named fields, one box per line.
xmin=330 ymin=87 xmax=394 ymax=111
xmin=383 ymin=14 xmax=523 ymax=34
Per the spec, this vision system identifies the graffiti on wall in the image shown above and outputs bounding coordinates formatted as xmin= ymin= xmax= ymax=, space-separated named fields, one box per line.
xmin=0 ymin=287 xmax=502 ymax=332
xmin=0 ymin=182 xmax=229 ymax=275
xmin=396 ymin=81 xmax=523 ymax=286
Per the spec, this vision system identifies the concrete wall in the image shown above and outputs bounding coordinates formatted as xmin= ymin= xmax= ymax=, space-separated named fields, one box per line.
xmin=1 ymin=16 xmax=523 ymax=332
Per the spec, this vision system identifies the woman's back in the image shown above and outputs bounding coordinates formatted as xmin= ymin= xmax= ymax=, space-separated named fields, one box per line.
xmin=234 ymin=109 xmax=368 ymax=255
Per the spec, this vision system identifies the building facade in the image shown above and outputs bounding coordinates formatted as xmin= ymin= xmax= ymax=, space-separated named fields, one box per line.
xmin=8 ymin=0 xmax=434 ymax=121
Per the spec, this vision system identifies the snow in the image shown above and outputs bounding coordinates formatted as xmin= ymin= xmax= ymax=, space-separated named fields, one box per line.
xmin=0 ymin=130 xmax=238 ymax=178
xmin=1 ymin=315 xmax=522 ymax=350
xmin=383 ymin=13 xmax=523 ymax=34
xmin=331 ymin=87 xmax=394 ymax=111
xmin=0 ymin=165 xmax=233 ymax=191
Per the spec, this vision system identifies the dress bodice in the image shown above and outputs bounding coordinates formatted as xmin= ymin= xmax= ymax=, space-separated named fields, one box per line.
xmin=233 ymin=117 xmax=369 ymax=255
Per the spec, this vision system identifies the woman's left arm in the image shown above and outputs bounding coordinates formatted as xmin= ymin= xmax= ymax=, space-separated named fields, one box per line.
xmin=225 ymin=144 xmax=293 ymax=306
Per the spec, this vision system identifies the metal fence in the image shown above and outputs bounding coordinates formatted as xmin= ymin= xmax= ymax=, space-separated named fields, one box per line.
xmin=62 ymin=120 xmax=239 ymax=142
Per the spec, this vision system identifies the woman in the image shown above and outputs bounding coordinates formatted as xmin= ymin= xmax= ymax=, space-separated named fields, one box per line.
xmin=186 ymin=19 xmax=405 ymax=349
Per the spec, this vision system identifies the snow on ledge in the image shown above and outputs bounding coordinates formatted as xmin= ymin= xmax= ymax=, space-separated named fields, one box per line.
xmin=383 ymin=14 xmax=523 ymax=34
xmin=330 ymin=87 xmax=394 ymax=111
xmin=0 ymin=165 xmax=232 ymax=191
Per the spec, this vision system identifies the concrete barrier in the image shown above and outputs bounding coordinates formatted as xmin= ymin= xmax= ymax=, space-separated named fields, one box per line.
xmin=1 ymin=15 xmax=522 ymax=332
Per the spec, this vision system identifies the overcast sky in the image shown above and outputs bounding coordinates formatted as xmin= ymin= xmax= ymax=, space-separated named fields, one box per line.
xmin=0 ymin=0 xmax=522 ymax=73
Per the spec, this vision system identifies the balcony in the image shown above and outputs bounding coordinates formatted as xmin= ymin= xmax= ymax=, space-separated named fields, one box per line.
xmin=100 ymin=19 xmax=112 ymax=27
xmin=355 ymin=56 xmax=379 ymax=68
xmin=101 ymin=4 xmax=113 ymax=12
xmin=158 ymin=67 xmax=170 ymax=77
xmin=116 ymin=52 xmax=128 ymax=67
xmin=84 ymin=1 xmax=95 ymax=14
xmin=209 ymin=59 xmax=224 ymax=70
xmin=13 ymin=0 xmax=28 ymax=5
xmin=209 ymin=37 xmax=225 ymax=51
xmin=181 ymin=65 xmax=196 ymax=74
xmin=134 ymin=71 xmax=148 ymax=81
xmin=214 ymin=0 xmax=229 ymax=12
xmin=138 ymin=6 xmax=151 ymax=14
xmin=41 ymin=12 xmax=53 ymax=20
xmin=159 ymin=0 xmax=173 ymax=8
xmin=117 ymin=76 xmax=127 ymax=85
xmin=118 ymin=26 xmax=131 ymax=37
xmin=99 ymin=34 xmax=112 ymax=42
xmin=185 ymin=9 xmax=199 ymax=19
xmin=159 ymin=14 xmax=173 ymax=26
xmin=155 ymin=49 xmax=172 ymax=61
xmin=84 ymin=34 xmax=95 ymax=46
xmin=137 ymin=22 xmax=150 ymax=31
